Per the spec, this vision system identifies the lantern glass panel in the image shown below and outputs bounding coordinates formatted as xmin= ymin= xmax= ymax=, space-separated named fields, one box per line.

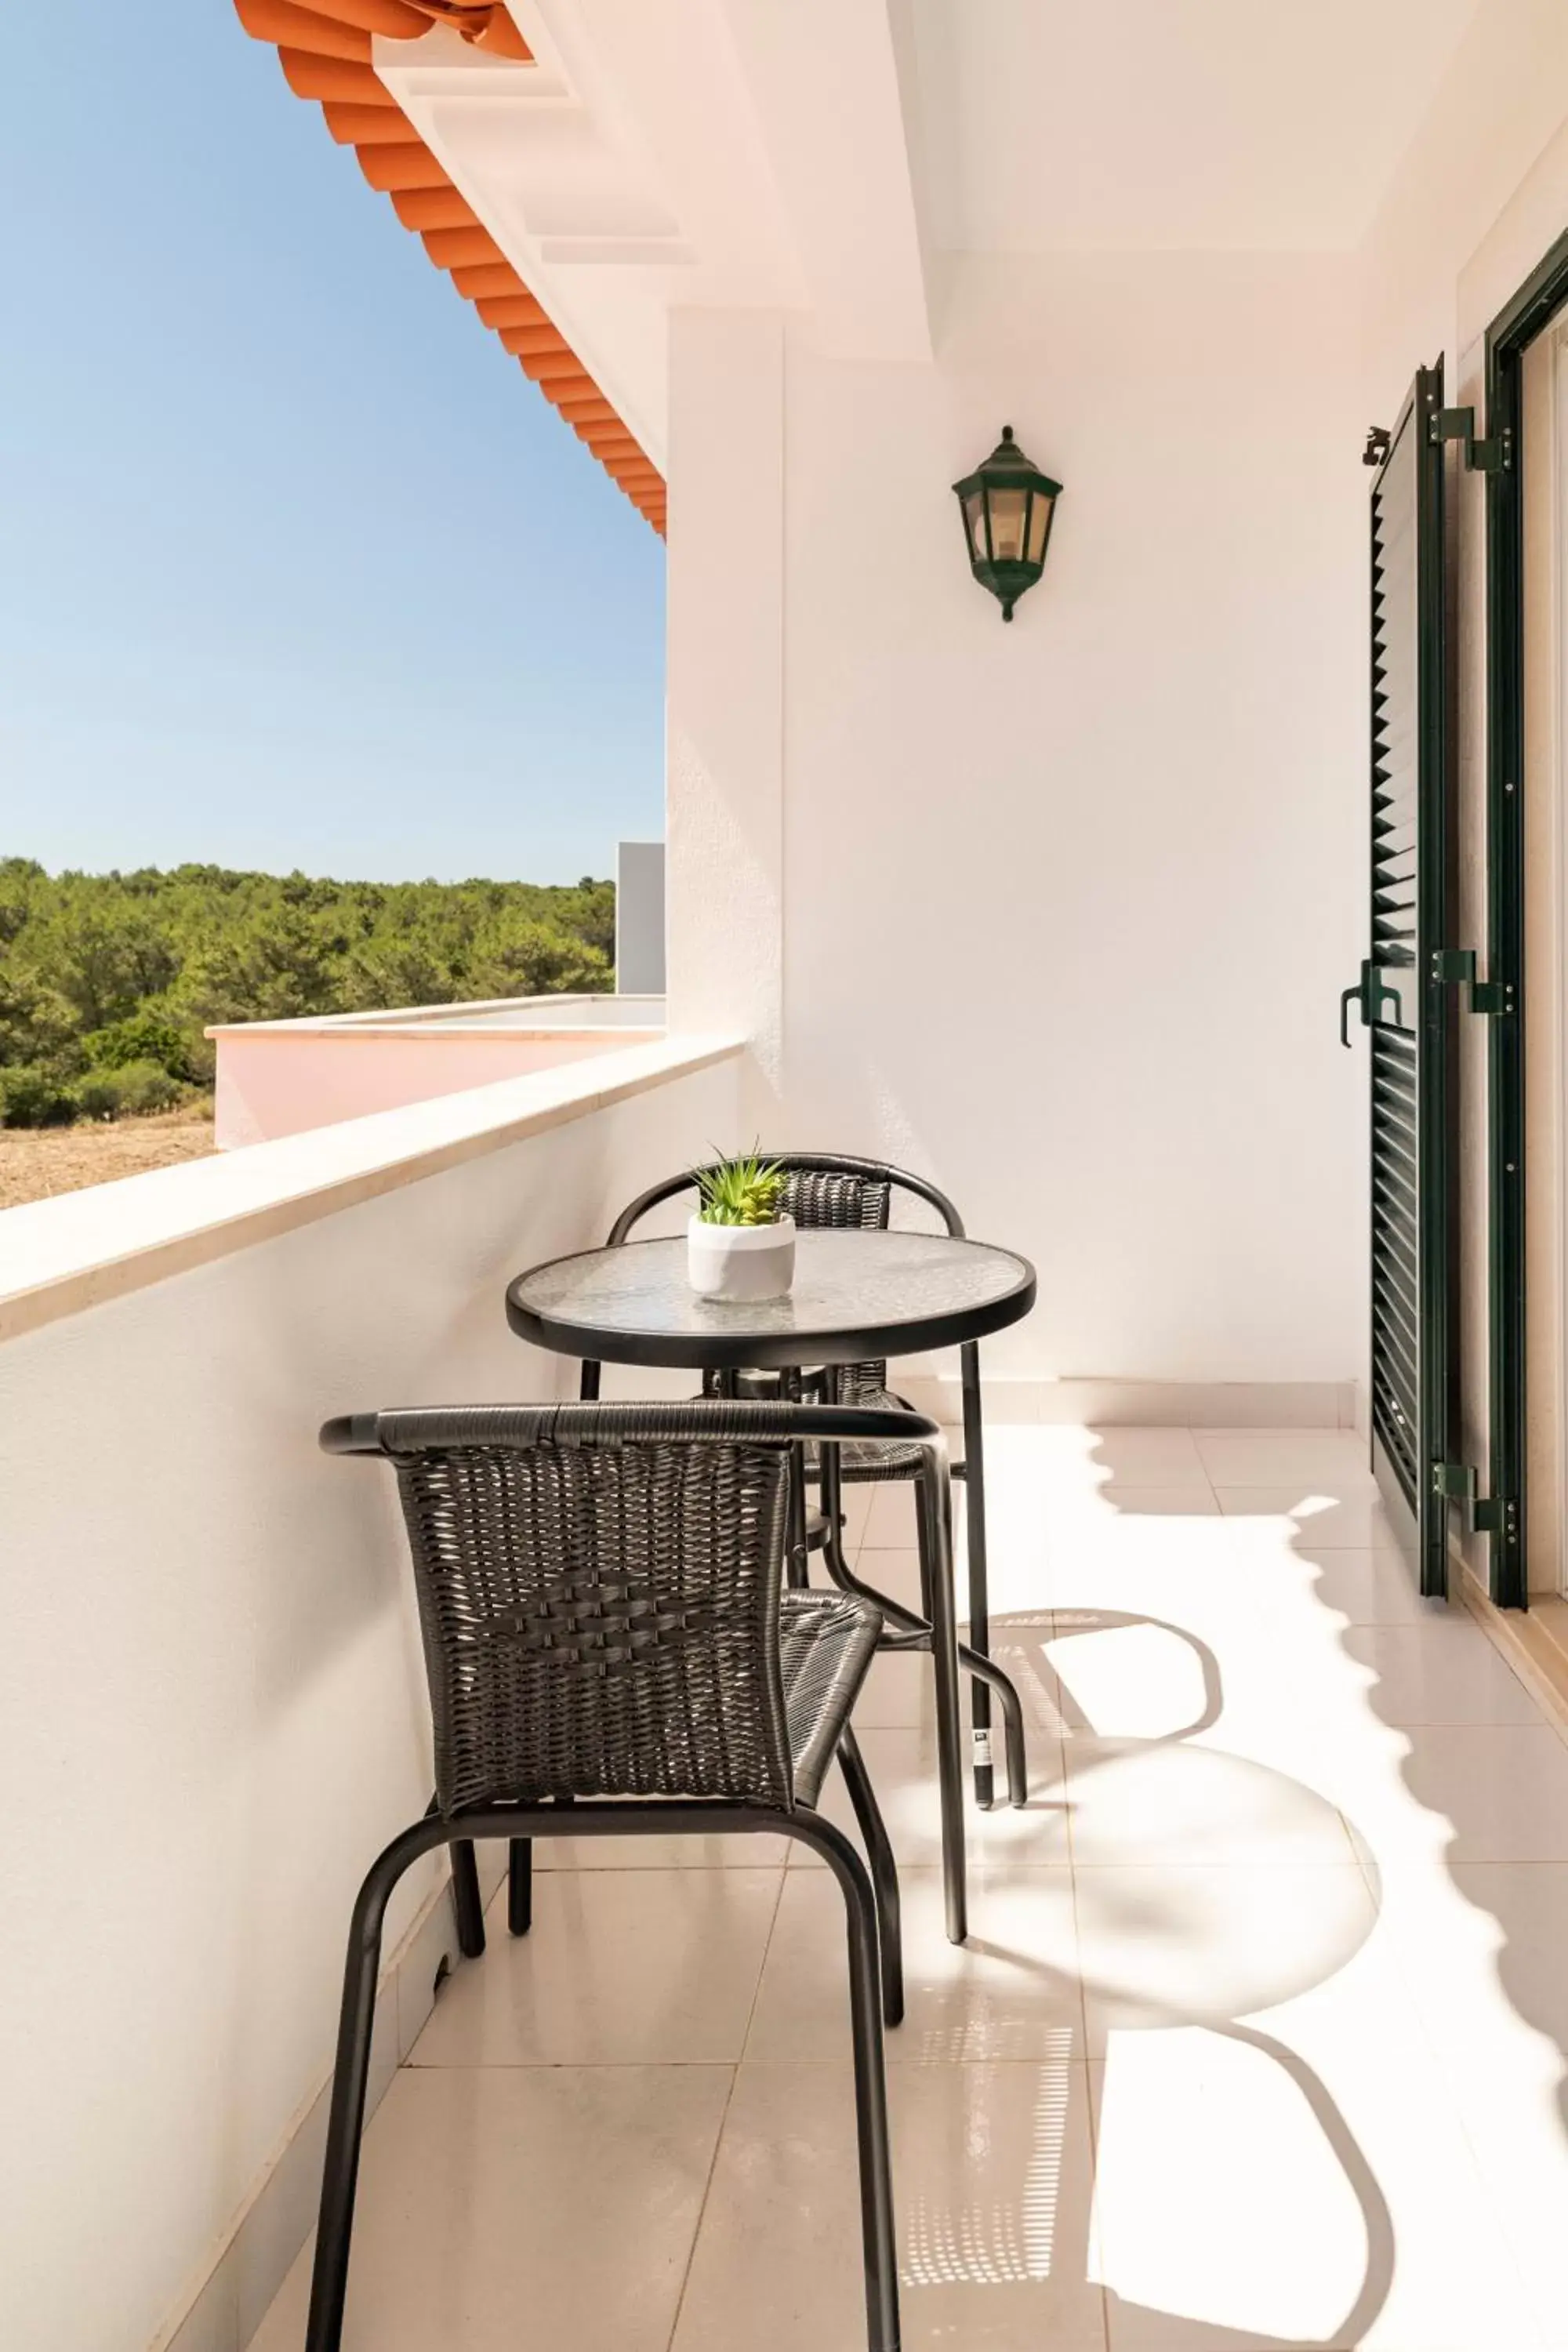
xmin=963 ymin=489 xmax=988 ymax=562
xmin=1026 ymin=490 xmax=1054 ymax=565
xmin=988 ymin=486 xmax=1028 ymax=564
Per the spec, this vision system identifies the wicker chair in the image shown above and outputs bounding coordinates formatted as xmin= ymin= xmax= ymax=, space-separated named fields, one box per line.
xmin=583 ymin=1154 xmax=1028 ymax=1824
xmin=309 ymin=1399 xmax=912 ymax=2352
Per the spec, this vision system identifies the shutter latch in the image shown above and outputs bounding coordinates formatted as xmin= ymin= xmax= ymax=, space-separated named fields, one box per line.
xmin=1341 ymin=960 xmax=1405 ymax=1045
xmin=1428 ymin=408 xmax=1511 ymax=472
xmin=1430 ymin=948 xmax=1513 ymax=1014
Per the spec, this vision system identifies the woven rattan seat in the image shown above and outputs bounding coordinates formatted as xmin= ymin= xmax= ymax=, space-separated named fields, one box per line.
xmin=804 ymin=1374 xmax=927 ymax=1481
xmin=780 ymin=1588 xmax=884 ymax=1802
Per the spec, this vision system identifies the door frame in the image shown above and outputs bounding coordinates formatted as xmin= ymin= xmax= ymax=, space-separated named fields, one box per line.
xmin=1528 ymin=316 xmax=1568 ymax=1599
xmin=1482 ymin=227 xmax=1568 ymax=1605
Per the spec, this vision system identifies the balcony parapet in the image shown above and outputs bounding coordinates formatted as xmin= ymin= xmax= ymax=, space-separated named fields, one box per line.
xmin=0 ymin=1033 xmax=741 ymax=1346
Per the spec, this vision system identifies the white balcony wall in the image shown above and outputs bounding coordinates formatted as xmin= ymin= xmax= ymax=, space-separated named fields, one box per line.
xmin=668 ymin=262 xmax=1366 ymax=1387
xmin=0 ymin=1045 xmax=739 ymax=2352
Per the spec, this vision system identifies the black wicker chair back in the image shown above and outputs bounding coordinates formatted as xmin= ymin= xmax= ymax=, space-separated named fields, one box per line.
xmin=368 ymin=1405 xmax=797 ymax=1812
xmin=778 ymin=1163 xmax=892 ymax=1231
xmin=777 ymin=1166 xmax=894 ymax=1400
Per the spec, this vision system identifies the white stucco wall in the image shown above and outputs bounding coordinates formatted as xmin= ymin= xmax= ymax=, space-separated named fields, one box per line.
xmin=668 ymin=259 xmax=1367 ymax=1382
xmin=0 ymin=1050 xmax=739 ymax=2352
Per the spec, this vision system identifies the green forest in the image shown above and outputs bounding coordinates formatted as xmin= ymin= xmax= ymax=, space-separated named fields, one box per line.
xmin=0 ymin=861 xmax=615 ymax=1127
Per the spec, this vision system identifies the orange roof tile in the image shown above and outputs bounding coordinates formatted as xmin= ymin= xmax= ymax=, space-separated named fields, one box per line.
xmin=234 ymin=0 xmax=665 ymax=532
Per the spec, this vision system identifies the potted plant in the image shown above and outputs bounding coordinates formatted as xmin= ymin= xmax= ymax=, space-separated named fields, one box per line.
xmin=687 ymin=1149 xmax=797 ymax=1301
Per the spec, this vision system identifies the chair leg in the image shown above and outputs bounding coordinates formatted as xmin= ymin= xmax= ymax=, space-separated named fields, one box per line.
xmin=789 ymin=1809 xmax=902 ymax=2352
xmin=508 ymin=1837 xmax=532 ymax=1936
xmin=449 ymin=1836 xmax=486 ymax=1959
xmin=837 ymin=1727 xmax=904 ymax=2028
xmin=306 ymin=1819 xmax=434 ymax=2352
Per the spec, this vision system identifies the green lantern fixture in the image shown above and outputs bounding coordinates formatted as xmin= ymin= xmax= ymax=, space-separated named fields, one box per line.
xmin=952 ymin=425 xmax=1062 ymax=622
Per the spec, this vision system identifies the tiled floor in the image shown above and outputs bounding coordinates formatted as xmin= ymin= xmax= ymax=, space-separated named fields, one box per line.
xmin=250 ymin=1427 xmax=1568 ymax=2350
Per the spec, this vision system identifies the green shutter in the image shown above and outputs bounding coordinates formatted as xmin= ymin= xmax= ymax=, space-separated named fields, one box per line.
xmin=1358 ymin=364 xmax=1455 ymax=1595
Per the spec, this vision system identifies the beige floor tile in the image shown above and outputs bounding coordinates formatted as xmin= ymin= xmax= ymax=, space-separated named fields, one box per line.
xmin=248 ymin=2064 xmax=731 ymax=2352
xmin=840 ymin=1543 xmax=929 ymax=1617
xmin=1289 ymin=1544 xmax=1442 ymax=1624
xmin=1370 ymin=1860 xmax=1544 ymax=2049
xmin=837 ymin=1483 xmax=875 ymax=1550
xmin=1344 ymin=1723 xmax=1568 ymax=1864
xmin=1089 ymin=2014 xmax=1544 ymax=2349
xmin=789 ymin=1723 xmax=1071 ymax=1871
xmin=1022 ymin=1523 xmax=1285 ymax=1633
xmin=1071 ymin=1864 xmax=1379 ymax=2034
xmin=1060 ymin=1739 xmax=1359 ymax=1868
xmin=1054 ymin=1483 xmax=1222 ymax=1519
xmin=1029 ymin=1426 xmax=1211 ymax=1488
xmin=987 ymin=1615 xmax=1074 ymax=1734
xmin=856 ymin=1648 xmax=942 ymax=1729
xmin=1045 ymin=1614 xmax=1223 ymax=1744
xmin=408 ymin=1868 xmax=782 ymax=2067
xmin=1417 ymin=1860 xmax=1568 ymax=2059
xmin=672 ymin=2059 xmax=1109 ymax=2350
xmin=746 ymin=1865 xmax=1083 ymax=2063
xmin=1192 ymin=1428 xmax=1376 ymax=1490
xmin=858 ymin=1481 xmax=926 ymax=1549
xmin=1333 ymin=1621 xmax=1541 ymax=1726
xmin=1031 ymin=1488 xmax=1226 ymax=1552
xmin=1375 ymin=1866 xmax=1568 ymax=2352
xmin=1212 ymin=1487 xmax=1402 ymax=1548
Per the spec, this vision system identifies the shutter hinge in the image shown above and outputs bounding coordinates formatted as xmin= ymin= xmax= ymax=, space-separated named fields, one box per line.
xmin=1429 ymin=948 xmax=1514 ymax=1014
xmin=1432 ymin=1461 xmax=1510 ymax=1532
xmin=1429 ymin=1458 xmax=1514 ymax=1534
xmin=1428 ymin=408 xmax=1512 ymax=471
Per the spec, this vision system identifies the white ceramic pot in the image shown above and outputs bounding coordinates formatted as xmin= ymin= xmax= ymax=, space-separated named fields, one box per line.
xmin=687 ymin=1212 xmax=797 ymax=1301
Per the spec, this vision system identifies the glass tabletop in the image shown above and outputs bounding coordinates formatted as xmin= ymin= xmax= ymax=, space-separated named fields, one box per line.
xmin=506 ymin=1228 xmax=1036 ymax=1370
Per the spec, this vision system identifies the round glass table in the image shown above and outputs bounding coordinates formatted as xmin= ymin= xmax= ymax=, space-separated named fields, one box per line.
xmin=506 ymin=1228 xmax=1036 ymax=1945
xmin=505 ymin=1227 xmax=1036 ymax=1372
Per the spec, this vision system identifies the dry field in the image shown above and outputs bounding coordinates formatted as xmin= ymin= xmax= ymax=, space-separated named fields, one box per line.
xmin=0 ymin=1102 xmax=216 ymax=1210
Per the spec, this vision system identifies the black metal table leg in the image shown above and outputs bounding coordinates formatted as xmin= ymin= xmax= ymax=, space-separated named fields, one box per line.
xmin=917 ymin=1456 xmax=967 ymax=1945
xmin=783 ymin=1367 xmax=811 ymax=1588
xmin=959 ymin=1341 xmax=996 ymax=1809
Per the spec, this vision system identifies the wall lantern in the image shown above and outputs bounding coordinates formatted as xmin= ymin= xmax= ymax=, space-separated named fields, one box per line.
xmin=952 ymin=426 xmax=1062 ymax=622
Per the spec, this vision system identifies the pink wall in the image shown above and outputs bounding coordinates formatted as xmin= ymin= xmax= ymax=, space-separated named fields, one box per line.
xmin=213 ymin=1029 xmax=662 ymax=1148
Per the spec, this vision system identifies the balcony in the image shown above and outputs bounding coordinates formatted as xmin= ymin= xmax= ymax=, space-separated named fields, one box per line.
xmin=12 ymin=2 xmax=1568 ymax=2349
xmin=2 ymin=1033 xmax=1566 ymax=2352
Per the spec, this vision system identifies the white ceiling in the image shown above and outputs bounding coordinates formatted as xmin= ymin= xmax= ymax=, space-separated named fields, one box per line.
xmin=909 ymin=0 xmax=1486 ymax=252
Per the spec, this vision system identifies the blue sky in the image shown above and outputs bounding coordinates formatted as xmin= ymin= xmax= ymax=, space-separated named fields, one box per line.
xmin=0 ymin=6 xmax=665 ymax=885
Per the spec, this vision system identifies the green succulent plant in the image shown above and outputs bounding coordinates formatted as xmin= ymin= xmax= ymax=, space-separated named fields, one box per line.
xmin=694 ymin=1147 xmax=788 ymax=1227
